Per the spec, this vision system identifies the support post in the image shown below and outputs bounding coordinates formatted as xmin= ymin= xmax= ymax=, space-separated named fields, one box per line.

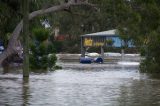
xmin=81 ymin=37 xmax=85 ymax=57
xmin=23 ymin=0 xmax=29 ymax=78
xmin=81 ymin=47 xmax=85 ymax=57
xmin=121 ymin=49 xmax=124 ymax=61
xmin=101 ymin=46 xmax=104 ymax=63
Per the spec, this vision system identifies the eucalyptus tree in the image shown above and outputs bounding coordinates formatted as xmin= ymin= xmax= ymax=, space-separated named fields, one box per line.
xmin=132 ymin=0 xmax=160 ymax=72
xmin=0 ymin=0 xmax=21 ymax=47
xmin=114 ymin=0 xmax=160 ymax=72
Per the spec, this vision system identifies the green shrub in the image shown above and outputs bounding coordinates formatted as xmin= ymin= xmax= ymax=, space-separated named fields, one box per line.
xmin=29 ymin=27 xmax=58 ymax=71
xmin=33 ymin=28 xmax=49 ymax=42
xmin=140 ymin=59 xmax=160 ymax=73
xmin=140 ymin=31 xmax=160 ymax=73
xmin=29 ymin=54 xmax=38 ymax=69
xmin=52 ymin=41 xmax=63 ymax=53
xmin=38 ymin=43 xmax=47 ymax=55
xmin=48 ymin=54 xmax=57 ymax=68
xmin=53 ymin=65 xmax=62 ymax=70
xmin=47 ymin=44 xmax=56 ymax=53
xmin=29 ymin=53 xmax=57 ymax=70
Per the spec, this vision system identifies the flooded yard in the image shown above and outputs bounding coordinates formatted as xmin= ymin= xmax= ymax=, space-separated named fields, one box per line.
xmin=0 ymin=63 xmax=160 ymax=106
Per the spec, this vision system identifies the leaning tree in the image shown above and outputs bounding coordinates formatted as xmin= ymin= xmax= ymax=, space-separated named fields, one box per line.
xmin=0 ymin=0 xmax=96 ymax=65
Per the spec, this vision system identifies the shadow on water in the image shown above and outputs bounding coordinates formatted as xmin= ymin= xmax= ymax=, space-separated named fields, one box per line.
xmin=2 ymin=66 xmax=10 ymax=74
xmin=1 ymin=66 xmax=50 ymax=74
xmin=146 ymin=73 xmax=160 ymax=79
xmin=1 ymin=66 xmax=23 ymax=74
xmin=117 ymin=79 xmax=160 ymax=106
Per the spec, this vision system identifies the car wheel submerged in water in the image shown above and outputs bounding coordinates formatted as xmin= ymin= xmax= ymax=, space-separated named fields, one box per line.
xmin=94 ymin=57 xmax=103 ymax=63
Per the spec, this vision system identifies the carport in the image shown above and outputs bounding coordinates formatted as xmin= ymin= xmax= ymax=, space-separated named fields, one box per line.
xmin=80 ymin=29 xmax=123 ymax=61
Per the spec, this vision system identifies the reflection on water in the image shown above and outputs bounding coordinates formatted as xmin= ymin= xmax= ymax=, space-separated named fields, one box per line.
xmin=0 ymin=67 xmax=160 ymax=106
xmin=22 ymin=77 xmax=30 ymax=106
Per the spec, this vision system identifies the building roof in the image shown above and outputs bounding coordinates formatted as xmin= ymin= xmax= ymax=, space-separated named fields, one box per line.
xmin=82 ymin=29 xmax=118 ymax=37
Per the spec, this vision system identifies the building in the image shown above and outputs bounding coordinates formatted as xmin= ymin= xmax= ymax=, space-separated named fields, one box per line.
xmin=81 ymin=29 xmax=134 ymax=59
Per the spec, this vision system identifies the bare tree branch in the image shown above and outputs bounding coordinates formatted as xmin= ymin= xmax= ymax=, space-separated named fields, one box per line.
xmin=0 ymin=1 xmax=96 ymax=65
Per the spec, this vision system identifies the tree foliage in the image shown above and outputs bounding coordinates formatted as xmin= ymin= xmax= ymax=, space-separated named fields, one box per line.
xmin=116 ymin=0 xmax=160 ymax=73
xmin=30 ymin=28 xmax=57 ymax=70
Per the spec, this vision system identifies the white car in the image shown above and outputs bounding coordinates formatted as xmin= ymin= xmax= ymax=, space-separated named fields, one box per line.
xmin=86 ymin=52 xmax=100 ymax=57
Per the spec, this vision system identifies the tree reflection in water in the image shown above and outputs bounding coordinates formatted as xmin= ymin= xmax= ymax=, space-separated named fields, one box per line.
xmin=22 ymin=77 xmax=30 ymax=106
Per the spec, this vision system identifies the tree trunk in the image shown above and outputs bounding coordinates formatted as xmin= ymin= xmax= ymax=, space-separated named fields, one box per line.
xmin=23 ymin=0 xmax=29 ymax=77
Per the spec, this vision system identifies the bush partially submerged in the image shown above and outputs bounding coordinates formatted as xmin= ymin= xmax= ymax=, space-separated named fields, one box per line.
xmin=30 ymin=28 xmax=57 ymax=71
xmin=29 ymin=53 xmax=57 ymax=70
xmin=140 ymin=30 xmax=160 ymax=73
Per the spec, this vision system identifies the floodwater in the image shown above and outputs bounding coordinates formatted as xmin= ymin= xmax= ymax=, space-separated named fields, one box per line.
xmin=0 ymin=63 xmax=160 ymax=106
